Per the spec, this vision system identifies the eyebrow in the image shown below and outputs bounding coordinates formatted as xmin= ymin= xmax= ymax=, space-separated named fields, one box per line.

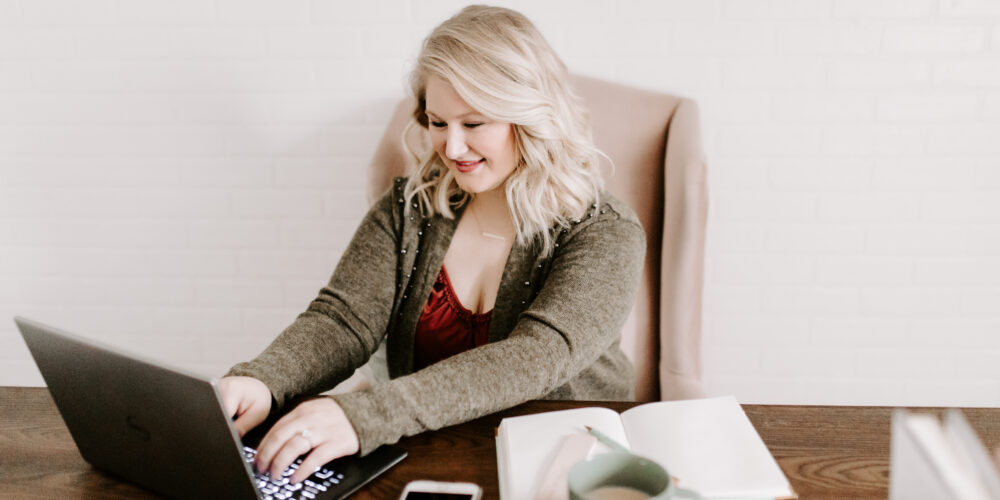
xmin=425 ymin=109 xmax=483 ymax=120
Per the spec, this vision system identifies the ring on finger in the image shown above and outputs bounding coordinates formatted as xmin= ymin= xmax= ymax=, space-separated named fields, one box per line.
xmin=297 ymin=428 xmax=316 ymax=449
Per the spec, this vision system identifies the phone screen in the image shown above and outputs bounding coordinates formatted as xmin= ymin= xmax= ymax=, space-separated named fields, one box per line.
xmin=403 ymin=494 xmax=475 ymax=500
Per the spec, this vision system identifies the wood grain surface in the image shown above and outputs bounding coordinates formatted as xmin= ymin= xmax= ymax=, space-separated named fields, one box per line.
xmin=3 ymin=387 xmax=998 ymax=499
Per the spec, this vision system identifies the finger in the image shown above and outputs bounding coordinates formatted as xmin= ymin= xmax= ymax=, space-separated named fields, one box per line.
xmin=269 ymin=434 xmax=312 ymax=479
xmin=233 ymin=413 xmax=256 ymax=437
xmin=291 ymin=441 xmax=344 ymax=485
xmin=255 ymin=416 xmax=303 ymax=475
xmin=235 ymin=397 xmax=269 ymax=437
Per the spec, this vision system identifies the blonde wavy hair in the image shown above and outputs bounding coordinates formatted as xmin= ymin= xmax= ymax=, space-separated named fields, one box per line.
xmin=402 ymin=5 xmax=607 ymax=255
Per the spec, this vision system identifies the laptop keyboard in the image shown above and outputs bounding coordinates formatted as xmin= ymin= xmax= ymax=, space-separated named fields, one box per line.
xmin=243 ymin=446 xmax=345 ymax=500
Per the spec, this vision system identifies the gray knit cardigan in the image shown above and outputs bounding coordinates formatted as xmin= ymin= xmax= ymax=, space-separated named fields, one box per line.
xmin=227 ymin=177 xmax=646 ymax=455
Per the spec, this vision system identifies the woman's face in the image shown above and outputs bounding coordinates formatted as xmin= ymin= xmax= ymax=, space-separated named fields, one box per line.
xmin=424 ymin=76 xmax=518 ymax=195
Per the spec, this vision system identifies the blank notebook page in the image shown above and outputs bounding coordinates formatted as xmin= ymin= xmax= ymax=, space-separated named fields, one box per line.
xmin=620 ymin=396 xmax=792 ymax=499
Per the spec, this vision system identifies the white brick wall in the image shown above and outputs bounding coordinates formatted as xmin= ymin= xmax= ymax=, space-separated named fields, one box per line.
xmin=2 ymin=0 xmax=998 ymax=406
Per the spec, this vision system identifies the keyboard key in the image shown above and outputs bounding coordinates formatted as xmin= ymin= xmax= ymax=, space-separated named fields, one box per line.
xmin=247 ymin=444 xmax=354 ymax=499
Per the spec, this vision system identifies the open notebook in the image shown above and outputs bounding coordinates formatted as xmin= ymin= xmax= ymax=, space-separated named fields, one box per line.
xmin=496 ymin=396 xmax=795 ymax=500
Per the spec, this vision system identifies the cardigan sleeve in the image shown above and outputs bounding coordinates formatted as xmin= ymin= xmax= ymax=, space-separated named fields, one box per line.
xmin=226 ymin=188 xmax=400 ymax=407
xmin=332 ymin=210 xmax=646 ymax=455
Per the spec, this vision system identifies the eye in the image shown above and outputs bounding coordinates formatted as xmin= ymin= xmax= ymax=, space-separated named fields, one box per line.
xmin=464 ymin=123 xmax=483 ymax=129
xmin=430 ymin=121 xmax=446 ymax=128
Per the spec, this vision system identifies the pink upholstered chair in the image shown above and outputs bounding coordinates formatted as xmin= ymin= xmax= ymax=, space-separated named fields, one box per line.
xmin=366 ymin=75 xmax=707 ymax=402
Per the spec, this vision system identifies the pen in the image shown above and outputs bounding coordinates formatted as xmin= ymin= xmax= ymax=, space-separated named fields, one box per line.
xmin=584 ymin=425 xmax=630 ymax=454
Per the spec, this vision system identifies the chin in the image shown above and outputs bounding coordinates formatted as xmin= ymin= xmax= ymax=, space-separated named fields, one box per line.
xmin=458 ymin=178 xmax=506 ymax=195
xmin=452 ymin=171 xmax=497 ymax=195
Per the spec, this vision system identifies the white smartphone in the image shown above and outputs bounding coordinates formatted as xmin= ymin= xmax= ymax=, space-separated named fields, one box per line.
xmin=399 ymin=480 xmax=483 ymax=500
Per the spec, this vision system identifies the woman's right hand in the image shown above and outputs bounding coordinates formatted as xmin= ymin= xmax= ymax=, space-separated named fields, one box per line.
xmin=218 ymin=376 xmax=272 ymax=437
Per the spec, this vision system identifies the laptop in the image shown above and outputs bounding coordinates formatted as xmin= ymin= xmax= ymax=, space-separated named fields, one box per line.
xmin=14 ymin=316 xmax=407 ymax=500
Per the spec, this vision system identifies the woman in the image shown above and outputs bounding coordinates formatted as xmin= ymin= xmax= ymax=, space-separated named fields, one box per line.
xmin=219 ymin=5 xmax=645 ymax=484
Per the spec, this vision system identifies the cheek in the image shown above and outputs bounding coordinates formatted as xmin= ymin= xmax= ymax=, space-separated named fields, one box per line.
xmin=499 ymin=133 xmax=518 ymax=170
xmin=483 ymin=128 xmax=516 ymax=163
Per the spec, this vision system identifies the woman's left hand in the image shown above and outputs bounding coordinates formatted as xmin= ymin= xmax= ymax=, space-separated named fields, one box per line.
xmin=253 ymin=397 xmax=360 ymax=484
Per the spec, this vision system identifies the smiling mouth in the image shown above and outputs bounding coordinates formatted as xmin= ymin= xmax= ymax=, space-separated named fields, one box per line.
xmin=454 ymin=159 xmax=484 ymax=173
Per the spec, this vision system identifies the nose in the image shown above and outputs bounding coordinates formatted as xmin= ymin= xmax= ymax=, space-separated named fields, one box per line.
xmin=444 ymin=127 xmax=468 ymax=159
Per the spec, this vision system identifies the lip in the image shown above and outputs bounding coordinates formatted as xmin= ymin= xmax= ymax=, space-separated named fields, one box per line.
xmin=454 ymin=159 xmax=484 ymax=173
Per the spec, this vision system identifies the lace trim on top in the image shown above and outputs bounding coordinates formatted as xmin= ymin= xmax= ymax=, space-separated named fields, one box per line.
xmin=435 ymin=265 xmax=493 ymax=324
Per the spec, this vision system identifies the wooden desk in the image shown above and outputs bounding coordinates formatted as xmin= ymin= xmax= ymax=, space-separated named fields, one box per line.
xmin=2 ymin=386 xmax=998 ymax=499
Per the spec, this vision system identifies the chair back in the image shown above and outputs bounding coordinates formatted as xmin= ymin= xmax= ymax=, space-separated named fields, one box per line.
xmin=366 ymin=75 xmax=707 ymax=401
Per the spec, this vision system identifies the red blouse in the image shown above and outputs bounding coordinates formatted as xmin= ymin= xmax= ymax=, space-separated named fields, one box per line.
xmin=413 ymin=266 xmax=492 ymax=370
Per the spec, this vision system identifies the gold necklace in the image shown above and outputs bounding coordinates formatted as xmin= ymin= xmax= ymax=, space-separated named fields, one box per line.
xmin=468 ymin=203 xmax=507 ymax=241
